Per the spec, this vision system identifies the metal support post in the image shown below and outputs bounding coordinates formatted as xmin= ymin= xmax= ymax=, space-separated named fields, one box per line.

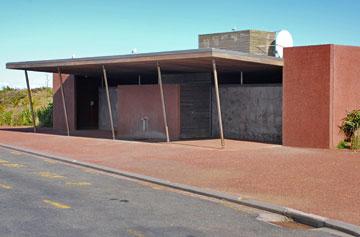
xmin=102 ymin=65 xmax=116 ymax=140
xmin=24 ymin=70 xmax=36 ymax=133
xmin=156 ymin=62 xmax=170 ymax=143
xmin=57 ymin=67 xmax=70 ymax=136
xmin=212 ymin=60 xmax=225 ymax=148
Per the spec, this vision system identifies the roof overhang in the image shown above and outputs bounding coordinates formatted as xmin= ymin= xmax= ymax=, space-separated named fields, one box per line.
xmin=6 ymin=48 xmax=283 ymax=76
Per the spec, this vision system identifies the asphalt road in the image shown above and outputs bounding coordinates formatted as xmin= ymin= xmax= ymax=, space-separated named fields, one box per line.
xmin=0 ymin=147 xmax=346 ymax=237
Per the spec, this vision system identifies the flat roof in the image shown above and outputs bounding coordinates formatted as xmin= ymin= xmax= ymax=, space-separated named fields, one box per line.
xmin=198 ymin=29 xmax=274 ymax=37
xmin=6 ymin=48 xmax=283 ymax=76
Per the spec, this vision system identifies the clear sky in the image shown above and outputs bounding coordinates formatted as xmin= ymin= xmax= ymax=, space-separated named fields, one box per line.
xmin=1 ymin=0 xmax=359 ymax=88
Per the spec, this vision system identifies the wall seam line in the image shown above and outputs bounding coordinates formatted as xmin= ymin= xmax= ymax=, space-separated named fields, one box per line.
xmin=330 ymin=45 xmax=335 ymax=148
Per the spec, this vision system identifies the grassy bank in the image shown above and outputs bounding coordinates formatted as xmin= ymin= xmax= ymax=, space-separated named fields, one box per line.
xmin=0 ymin=86 xmax=53 ymax=127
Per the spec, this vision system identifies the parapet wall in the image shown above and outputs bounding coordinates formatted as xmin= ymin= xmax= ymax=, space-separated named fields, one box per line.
xmin=199 ymin=30 xmax=275 ymax=56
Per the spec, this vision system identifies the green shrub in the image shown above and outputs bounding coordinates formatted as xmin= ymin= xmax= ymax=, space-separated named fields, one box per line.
xmin=0 ymin=86 xmax=14 ymax=92
xmin=7 ymin=109 xmax=31 ymax=126
xmin=351 ymin=129 xmax=360 ymax=150
xmin=37 ymin=102 xmax=53 ymax=127
xmin=0 ymin=87 xmax=52 ymax=127
xmin=0 ymin=111 xmax=13 ymax=125
xmin=339 ymin=110 xmax=360 ymax=142
xmin=19 ymin=109 xmax=33 ymax=125
xmin=337 ymin=140 xmax=350 ymax=149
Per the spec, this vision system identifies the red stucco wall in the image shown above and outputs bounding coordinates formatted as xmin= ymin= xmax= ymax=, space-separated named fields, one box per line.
xmin=53 ymin=73 xmax=76 ymax=131
xmin=283 ymin=45 xmax=332 ymax=148
xmin=332 ymin=45 xmax=360 ymax=147
xmin=283 ymin=44 xmax=360 ymax=149
xmin=117 ymin=84 xmax=180 ymax=140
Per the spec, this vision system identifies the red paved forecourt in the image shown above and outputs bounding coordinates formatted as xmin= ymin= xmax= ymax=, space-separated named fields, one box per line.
xmin=0 ymin=129 xmax=359 ymax=225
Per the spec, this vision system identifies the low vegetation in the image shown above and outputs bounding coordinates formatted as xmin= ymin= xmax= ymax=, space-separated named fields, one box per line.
xmin=0 ymin=86 xmax=53 ymax=127
xmin=338 ymin=109 xmax=360 ymax=150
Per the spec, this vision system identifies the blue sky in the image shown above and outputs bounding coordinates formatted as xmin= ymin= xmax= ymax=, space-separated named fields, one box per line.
xmin=1 ymin=0 xmax=360 ymax=88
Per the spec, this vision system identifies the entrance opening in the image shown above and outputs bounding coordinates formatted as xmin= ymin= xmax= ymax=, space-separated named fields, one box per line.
xmin=76 ymin=76 xmax=100 ymax=129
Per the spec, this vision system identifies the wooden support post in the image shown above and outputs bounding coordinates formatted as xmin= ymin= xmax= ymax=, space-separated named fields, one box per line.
xmin=24 ymin=70 xmax=36 ymax=133
xmin=57 ymin=67 xmax=70 ymax=136
xmin=102 ymin=65 xmax=116 ymax=140
xmin=212 ymin=59 xmax=225 ymax=148
xmin=156 ymin=62 xmax=170 ymax=143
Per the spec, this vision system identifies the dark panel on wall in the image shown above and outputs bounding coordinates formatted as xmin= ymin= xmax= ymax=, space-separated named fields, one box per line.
xmin=164 ymin=73 xmax=212 ymax=139
xmin=76 ymin=76 xmax=101 ymax=129
xmin=106 ymin=73 xmax=158 ymax=86
xmin=180 ymin=84 xmax=212 ymax=138
xmin=219 ymin=70 xmax=282 ymax=84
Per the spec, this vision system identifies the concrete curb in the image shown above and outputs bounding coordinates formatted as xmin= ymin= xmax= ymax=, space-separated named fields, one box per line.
xmin=1 ymin=143 xmax=359 ymax=236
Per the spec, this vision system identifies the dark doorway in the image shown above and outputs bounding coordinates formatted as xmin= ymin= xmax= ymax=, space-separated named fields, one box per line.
xmin=76 ymin=76 xmax=101 ymax=129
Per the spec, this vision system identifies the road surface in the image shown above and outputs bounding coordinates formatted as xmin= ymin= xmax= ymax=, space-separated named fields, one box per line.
xmin=0 ymin=147 xmax=346 ymax=237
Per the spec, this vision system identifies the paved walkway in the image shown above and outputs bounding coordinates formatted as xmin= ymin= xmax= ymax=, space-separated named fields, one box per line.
xmin=0 ymin=128 xmax=359 ymax=225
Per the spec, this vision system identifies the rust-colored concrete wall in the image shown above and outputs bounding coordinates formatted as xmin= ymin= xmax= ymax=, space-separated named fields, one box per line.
xmin=283 ymin=44 xmax=360 ymax=149
xmin=332 ymin=45 xmax=360 ymax=147
xmin=283 ymin=45 xmax=332 ymax=148
xmin=53 ymin=74 xmax=76 ymax=131
xmin=117 ymin=85 xmax=180 ymax=140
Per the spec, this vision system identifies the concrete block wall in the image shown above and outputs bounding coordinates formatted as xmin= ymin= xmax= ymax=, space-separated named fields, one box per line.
xmin=163 ymin=73 xmax=212 ymax=139
xmin=199 ymin=30 xmax=275 ymax=56
xmin=212 ymin=85 xmax=282 ymax=144
xmin=164 ymin=73 xmax=282 ymax=143
xmin=249 ymin=30 xmax=276 ymax=56
xmin=199 ymin=30 xmax=251 ymax=52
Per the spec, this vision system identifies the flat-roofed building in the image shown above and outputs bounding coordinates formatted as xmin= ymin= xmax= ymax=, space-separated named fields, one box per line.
xmin=6 ymin=30 xmax=360 ymax=149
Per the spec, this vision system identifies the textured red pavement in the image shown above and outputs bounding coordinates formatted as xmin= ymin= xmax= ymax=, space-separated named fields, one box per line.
xmin=0 ymin=129 xmax=359 ymax=225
